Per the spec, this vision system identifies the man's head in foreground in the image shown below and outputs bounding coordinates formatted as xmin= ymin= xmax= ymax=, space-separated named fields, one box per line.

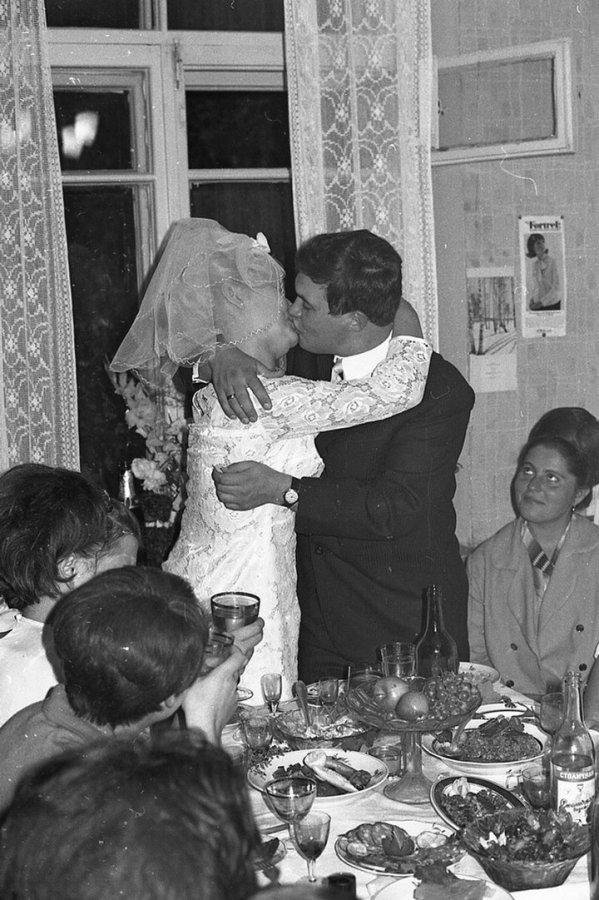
xmin=0 ymin=731 xmax=260 ymax=900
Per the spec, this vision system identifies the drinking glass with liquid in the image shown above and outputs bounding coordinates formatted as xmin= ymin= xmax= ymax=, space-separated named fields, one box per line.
xmin=210 ymin=592 xmax=260 ymax=633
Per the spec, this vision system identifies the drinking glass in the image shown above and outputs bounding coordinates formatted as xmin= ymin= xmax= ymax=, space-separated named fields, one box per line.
xmin=520 ymin=764 xmax=551 ymax=809
xmin=540 ymin=691 xmax=564 ymax=735
xmin=292 ymin=811 xmax=331 ymax=883
xmin=346 ymin=662 xmax=381 ymax=692
xmin=318 ymin=676 xmax=339 ymax=715
xmin=210 ymin=592 xmax=260 ymax=633
xmin=264 ymin=777 xmax=317 ymax=835
xmin=378 ymin=641 xmax=416 ymax=678
xmin=240 ymin=712 xmax=273 ymax=752
xmin=261 ymin=673 xmax=283 ymax=715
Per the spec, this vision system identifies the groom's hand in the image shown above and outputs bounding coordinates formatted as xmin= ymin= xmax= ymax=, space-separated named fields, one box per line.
xmin=212 ymin=346 xmax=282 ymax=424
xmin=212 ymin=461 xmax=291 ymax=510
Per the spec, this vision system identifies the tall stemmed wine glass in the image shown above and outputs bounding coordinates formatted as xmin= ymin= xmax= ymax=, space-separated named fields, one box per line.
xmin=292 ymin=811 xmax=331 ymax=883
xmin=261 ymin=673 xmax=283 ymax=715
xmin=264 ymin=777 xmax=317 ymax=838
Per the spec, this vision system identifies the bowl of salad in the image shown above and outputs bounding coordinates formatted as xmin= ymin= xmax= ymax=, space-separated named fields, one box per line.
xmin=274 ymin=709 xmax=377 ymax=752
xmin=459 ymin=807 xmax=590 ymax=890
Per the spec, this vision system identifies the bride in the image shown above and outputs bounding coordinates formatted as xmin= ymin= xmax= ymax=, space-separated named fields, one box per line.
xmin=112 ymin=218 xmax=431 ymax=699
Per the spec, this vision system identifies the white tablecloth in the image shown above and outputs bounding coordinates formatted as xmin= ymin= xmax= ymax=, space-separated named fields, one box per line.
xmin=232 ymin=682 xmax=592 ymax=899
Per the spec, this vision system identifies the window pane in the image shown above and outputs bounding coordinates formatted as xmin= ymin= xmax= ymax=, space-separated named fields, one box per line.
xmin=189 ymin=181 xmax=295 ymax=283
xmin=45 ymin=0 xmax=149 ymax=28
xmin=167 ymin=0 xmax=283 ymax=31
xmin=187 ymin=92 xmax=290 ymax=168
xmin=64 ymin=186 xmax=145 ymax=493
xmin=54 ymin=90 xmax=134 ymax=171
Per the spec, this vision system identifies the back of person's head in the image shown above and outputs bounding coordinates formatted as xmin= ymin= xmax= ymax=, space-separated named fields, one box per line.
xmin=295 ymin=230 xmax=402 ymax=326
xmin=517 ymin=434 xmax=594 ymax=510
xmin=0 ymin=464 xmax=131 ymax=610
xmin=528 ymin=406 xmax=599 ymax=487
xmin=48 ymin=566 xmax=207 ymax=728
xmin=0 ymin=730 xmax=260 ymax=900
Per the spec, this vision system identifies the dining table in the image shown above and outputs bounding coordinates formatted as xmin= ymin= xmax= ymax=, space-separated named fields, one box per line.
xmin=225 ymin=678 xmax=594 ymax=900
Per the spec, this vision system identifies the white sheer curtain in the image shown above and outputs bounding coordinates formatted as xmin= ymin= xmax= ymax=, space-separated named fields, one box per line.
xmin=284 ymin=0 xmax=438 ymax=344
xmin=0 ymin=0 xmax=79 ymax=471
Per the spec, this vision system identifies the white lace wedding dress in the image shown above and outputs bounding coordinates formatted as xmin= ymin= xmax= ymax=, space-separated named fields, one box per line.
xmin=164 ymin=337 xmax=431 ymax=700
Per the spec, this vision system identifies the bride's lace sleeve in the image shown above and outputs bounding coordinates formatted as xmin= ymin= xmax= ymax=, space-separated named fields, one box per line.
xmin=260 ymin=336 xmax=432 ymax=439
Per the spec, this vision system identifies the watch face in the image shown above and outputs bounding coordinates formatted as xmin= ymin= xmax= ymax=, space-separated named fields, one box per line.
xmin=284 ymin=487 xmax=299 ymax=505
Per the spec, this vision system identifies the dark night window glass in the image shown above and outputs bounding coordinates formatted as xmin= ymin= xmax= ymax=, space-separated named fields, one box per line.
xmin=63 ymin=186 xmax=144 ymax=493
xmin=45 ymin=0 xmax=147 ymax=28
xmin=189 ymin=181 xmax=295 ymax=287
xmin=167 ymin=0 xmax=283 ymax=31
xmin=54 ymin=90 xmax=134 ymax=171
xmin=186 ymin=92 xmax=290 ymax=169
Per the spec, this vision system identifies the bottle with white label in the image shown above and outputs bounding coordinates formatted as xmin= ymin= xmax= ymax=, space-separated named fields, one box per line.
xmin=550 ymin=670 xmax=596 ymax=824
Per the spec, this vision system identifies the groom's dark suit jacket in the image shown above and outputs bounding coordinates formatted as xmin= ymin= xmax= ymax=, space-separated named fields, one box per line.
xmin=293 ymin=351 xmax=475 ymax=683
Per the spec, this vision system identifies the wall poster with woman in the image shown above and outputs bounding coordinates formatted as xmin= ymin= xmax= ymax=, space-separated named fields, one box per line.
xmin=519 ymin=214 xmax=566 ymax=339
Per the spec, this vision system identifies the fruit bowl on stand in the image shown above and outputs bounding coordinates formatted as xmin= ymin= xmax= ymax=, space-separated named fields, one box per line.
xmin=346 ymin=673 xmax=482 ymax=805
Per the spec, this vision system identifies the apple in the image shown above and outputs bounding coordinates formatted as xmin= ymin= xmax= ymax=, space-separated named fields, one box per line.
xmin=373 ymin=676 xmax=410 ymax=711
xmin=395 ymin=690 xmax=430 ymax=721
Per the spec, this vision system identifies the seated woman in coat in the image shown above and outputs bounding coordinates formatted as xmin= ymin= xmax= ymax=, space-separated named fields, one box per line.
xmin=467 ymin=407 xmax=599 ymax=697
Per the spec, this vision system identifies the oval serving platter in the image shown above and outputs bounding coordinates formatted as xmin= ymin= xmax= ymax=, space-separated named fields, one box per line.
xmin=430 ymin=775 xmax=525 ymax=831
xmin=247 ymin=749 xmax=387 ymax=804
xmin=334 ymin=819 xmax=461 ymax=876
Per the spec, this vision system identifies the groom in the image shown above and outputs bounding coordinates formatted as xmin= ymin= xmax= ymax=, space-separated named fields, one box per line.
xmin=212 ymin=229 xmax=474 ymax=681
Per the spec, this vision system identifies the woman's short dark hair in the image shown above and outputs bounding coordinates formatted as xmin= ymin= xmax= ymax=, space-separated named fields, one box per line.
xmin=526 ymin=232 xmax=546 ymax=258
xmin=0 ymin=731 xmax=259 ymax=900
xmin=295 ymin=230 xmax=402 ymax=326
xmin=48 ymin=567 xmax=208 ymax=727
xmin=517 ymin=434 xmax=593 ymax=510
xmin=528 ymin=406 xmax=599 ymax=487
xmin=0 ymin=464 xmax=126 ymax=609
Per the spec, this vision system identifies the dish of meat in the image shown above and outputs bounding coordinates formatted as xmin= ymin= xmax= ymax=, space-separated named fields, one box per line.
xmin=430 ymin=775 xmax=524 ymax=830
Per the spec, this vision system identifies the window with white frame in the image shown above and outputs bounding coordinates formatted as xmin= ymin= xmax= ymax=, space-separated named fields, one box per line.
xmin=47 ymin=3 xmax=292 ymax=492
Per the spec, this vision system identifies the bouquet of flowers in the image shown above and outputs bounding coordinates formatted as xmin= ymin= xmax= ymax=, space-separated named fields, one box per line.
xmin=107 ymin=365 xmax=188 ymax=524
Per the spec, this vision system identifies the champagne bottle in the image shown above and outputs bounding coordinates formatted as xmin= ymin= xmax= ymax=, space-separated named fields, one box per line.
xmin=550 ymin=670 xmax=595 ymax=825
xmin=415 ymin=585 xmax=458 ymax=678
xmin=117 ymin=463 xmax=147 ymax=563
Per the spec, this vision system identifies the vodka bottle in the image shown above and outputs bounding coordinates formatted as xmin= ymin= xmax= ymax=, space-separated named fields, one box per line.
xmin=415 ymin=585 xmax=459 ymax=678
xmin=550 ymin=670 xmax=595 ymax=824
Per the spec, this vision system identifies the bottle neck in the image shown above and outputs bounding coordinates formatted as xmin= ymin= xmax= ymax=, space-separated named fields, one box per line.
xmin=424 ymin=586 xmax=445 ymax=633
xmin=561 ymin=672 xmax=585 ymax=730
xmin=119 ymin=469 xmax=139 ymax=508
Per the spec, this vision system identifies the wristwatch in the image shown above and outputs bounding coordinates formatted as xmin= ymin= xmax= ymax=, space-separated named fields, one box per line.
xmin=283 ymin=477 xmax=301 ymax=508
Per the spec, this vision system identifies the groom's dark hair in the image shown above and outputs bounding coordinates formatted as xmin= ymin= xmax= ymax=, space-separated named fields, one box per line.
xmin=295 ymin=229 xmax=402 ymax=326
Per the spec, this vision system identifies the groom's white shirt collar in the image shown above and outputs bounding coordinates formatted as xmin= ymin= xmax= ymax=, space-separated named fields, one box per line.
xmin=334 ymin=333 xmax=391 ymax=381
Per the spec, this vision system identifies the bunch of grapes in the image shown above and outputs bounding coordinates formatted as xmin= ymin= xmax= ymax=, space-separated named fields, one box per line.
xmin=423 ymin=672 xmax=480 ymax=721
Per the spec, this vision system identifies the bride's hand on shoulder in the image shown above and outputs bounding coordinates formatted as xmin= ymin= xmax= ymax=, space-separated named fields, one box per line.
xmin=212 ymin=346 xmax=279 ymax=423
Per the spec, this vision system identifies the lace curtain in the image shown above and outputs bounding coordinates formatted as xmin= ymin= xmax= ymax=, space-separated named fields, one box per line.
xmin=0 ymin=0 xmax=79 ymax=471
xmin=284 ymin=0 xmax=438 ymax=344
